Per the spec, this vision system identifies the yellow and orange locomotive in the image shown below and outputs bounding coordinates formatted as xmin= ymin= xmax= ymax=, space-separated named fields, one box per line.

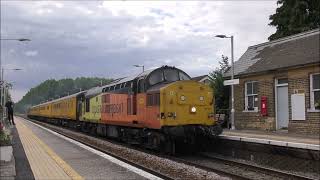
xmin=28 ymin=66 xmax=222 ymax=153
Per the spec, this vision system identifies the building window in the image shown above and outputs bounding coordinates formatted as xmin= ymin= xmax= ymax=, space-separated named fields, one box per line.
xmin=310 ymin=73 xmax=320 ymax=110
xmin=245 ymin=81 xmax=258 ymax=111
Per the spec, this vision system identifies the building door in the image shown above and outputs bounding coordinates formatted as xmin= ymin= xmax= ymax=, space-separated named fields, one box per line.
xmin=276 ymin=79 xmax=289 ymax=129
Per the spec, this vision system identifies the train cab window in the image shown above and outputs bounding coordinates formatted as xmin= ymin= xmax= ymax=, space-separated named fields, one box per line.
xmin=125 ymin=81 xmax=131 ymax=87
xmin=85 ymin=98 xmax=90 ymax=112
xmin=149 ymin=70 xmax=164 ymax=85
xmin=164 ymin=69 xmax=179 ymax=82
xmin=154 ymin=93 xmax=160 ymax=105
xmin=179 ymin=71 xmax=190 ymax=80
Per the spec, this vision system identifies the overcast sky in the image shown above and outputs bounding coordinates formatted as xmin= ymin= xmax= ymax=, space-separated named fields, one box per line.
xmin=1 ymin=1 xmax=277 ymax=102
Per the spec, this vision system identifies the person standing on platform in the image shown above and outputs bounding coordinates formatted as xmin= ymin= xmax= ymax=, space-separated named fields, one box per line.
xmin=5 ymin=100 xmax=15 ymax=125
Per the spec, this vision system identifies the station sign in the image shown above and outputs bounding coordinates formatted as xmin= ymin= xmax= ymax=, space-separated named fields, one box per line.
xmin=224 ymin=79 xmax=239 ymax=86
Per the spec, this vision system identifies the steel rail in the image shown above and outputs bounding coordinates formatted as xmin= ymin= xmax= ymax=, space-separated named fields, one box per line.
xmin=23 ymin=116 xmax=316 ymax=180
xmin=170 ymin=153 xmax=315 ymax=180
xmin=168 ymin=156 xmax=248 ymax=180
xmin=197 ymin=153 xmax=315 ymax=180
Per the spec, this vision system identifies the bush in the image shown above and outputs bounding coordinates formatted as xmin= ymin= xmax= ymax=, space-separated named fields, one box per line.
xmin=0 ymin=130 xmax=11 ymax=146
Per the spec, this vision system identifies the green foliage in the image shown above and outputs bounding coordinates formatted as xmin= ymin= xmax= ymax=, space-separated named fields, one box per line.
xmin=0 ymin=130 xmax=11 ymax=146
xmin=268 ymin=0 xmax=320 ymax=40
xmin=209 ymin=55 xmax=230 ymax=111
xmin=14 ymin=77 xmax=113 ymax=113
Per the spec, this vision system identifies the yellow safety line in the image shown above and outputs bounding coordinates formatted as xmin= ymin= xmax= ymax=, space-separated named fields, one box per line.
xmin=17 ymin=118 xmax=84 ymax=180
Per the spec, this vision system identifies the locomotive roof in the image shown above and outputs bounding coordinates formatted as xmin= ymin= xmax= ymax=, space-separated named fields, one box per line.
xmin=31 ymin=91 xmax=86 ymax=108
xmin=80 ymin=66 xmax=185 ymax=98
xmin=85 ymin=86 xmax=103 ymax=98
xmin=85 ymin=68 xmax=155 ymax=98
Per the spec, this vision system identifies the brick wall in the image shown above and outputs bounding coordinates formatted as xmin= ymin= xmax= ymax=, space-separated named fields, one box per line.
xmin=288 ymin=66 xmax=320 ymax=135
xmin=234 ymin=73 xmax=276 ymax=131
xmin=234 ymin=64 xmax=320 ymax=135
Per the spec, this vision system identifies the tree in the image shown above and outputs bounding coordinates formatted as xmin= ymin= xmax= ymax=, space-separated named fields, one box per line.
xmin=209 ymin=55 xmax=230 ymax=111
xmin=268 ymin=0 xmax=320 ymax=41
xmin=14 ymin=77 xmax=113 ymax=113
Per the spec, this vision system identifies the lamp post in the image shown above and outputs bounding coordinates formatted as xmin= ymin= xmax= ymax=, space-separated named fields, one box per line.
xmin=1 ymin=68 xmax=22 ymax=120
xmin=215 ymin=34 xmax=235 ymax=130
xmin=133 ymin=65 xmax=144 ymax=72
xmin=0 ymin=38 xmax=31 ymax=41
xmin=0 ymin=38 xmax=30 ymax=80
xmin=0 ymin=38 xmax=30 ymax=122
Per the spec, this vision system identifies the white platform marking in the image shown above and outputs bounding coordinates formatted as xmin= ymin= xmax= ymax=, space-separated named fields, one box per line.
xmin=219 ymin=135 xmax=320 ymax=151
xmin=27 ymin=120 xmax=163 ymax=180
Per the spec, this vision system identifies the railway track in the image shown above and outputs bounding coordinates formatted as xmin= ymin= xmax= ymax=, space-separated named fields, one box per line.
xmin=199 ymin=153 xmax=315 ymax=180
xmin=22 ymin=117 xmax=227 ymax=180
xmin=171 ymin=153 xmax=316 ymax=180
xmin=23 ymin=116 xmax=317 ymax=180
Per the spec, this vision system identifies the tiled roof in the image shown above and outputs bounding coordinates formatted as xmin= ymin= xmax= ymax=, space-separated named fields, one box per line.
xmin=224 ymin=29 xmax=320 ymax=77
xmin=191 ymin=75 xmax=208 ymax=82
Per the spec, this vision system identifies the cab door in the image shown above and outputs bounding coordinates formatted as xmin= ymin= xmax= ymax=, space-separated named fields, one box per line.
xmin=127 ymin=81 xmax=137 ymax=116
xmin=136 ymin=78 xmax=146 ymax=124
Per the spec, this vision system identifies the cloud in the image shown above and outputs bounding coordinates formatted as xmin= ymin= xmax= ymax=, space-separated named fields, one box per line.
xmin=1 ymin=1 xmax=277 ymax=102
xmin=25 ymin=50 xmax=38 ymax=57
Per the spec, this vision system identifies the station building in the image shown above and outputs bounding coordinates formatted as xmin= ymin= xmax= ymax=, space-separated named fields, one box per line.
xmin=191 ymin=75 xmax=210 ymax=84
xmin=224 ymin=29 xmax=320 ymax=135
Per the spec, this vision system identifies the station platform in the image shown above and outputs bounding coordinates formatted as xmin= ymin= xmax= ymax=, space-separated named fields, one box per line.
xmin=220 ymin=129 xmax=320 ymax=151
xmin=12 ymin=116 xmax=153 ymax=180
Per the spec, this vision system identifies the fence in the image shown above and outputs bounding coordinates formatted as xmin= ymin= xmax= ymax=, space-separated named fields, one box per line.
xmin=215 ymin=109 xmax=230 ymax=129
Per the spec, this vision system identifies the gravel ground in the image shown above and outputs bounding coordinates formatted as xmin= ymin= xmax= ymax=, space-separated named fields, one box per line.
xmin=29 ymin=119 xmax=230 ymax=180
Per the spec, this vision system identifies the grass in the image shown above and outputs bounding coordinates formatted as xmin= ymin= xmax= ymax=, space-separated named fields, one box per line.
xmin=0 ymin=130 xmax=11 ymax=146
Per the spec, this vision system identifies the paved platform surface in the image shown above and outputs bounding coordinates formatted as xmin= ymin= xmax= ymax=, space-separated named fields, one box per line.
xmin=0 ymin=146 xmax=15 ymax=180
xmin=221 ymin=129 xmax=320 ymax=150
xmin=11 ymin=124 xmax=34 ymax=180
xmin=14 ymin=117 xmax=149 ymax=180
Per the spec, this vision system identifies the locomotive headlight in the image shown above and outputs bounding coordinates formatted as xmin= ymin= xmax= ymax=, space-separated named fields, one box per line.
xmin=191 ymin=106 xmax=197 ymax=113
xmin=180 ymin=95 xmax=186 ymax=101
xmin=199 ymin=96 xmax=204 ymax=101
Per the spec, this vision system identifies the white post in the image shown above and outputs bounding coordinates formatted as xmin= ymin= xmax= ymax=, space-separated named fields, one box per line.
xmin=3 ymin=84 xmax=7 ymax=119
xmin=230 ymin=36 xmax=235 ymax=130
xmin=1 ymin=68 xmax=4 ymax=122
